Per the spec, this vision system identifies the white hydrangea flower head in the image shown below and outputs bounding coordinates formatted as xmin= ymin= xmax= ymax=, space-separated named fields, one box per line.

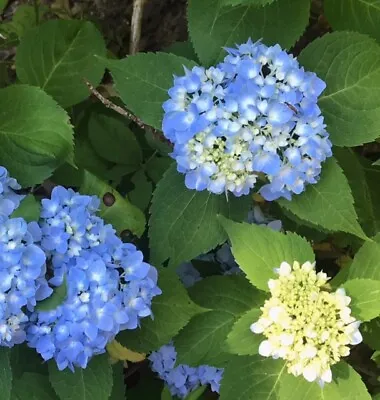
xmin=250 ymin=261 xmax=362 ymax=386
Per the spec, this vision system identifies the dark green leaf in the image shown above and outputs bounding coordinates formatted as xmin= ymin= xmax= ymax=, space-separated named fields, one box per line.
xmin=145 ymin=157 xmax=173 ymax=183
xmin=49 ymin=354 xmax=112 ymax=400
xmin=225 ymin=308 xmax=262 ymax=356
xmin=0 ymin=85 xmax=74 ymax=186
xmin=11 ymin=344 xmax=47 ymax=379
xmin=80 ymin=170 xmax=146 ymax=237
xmin=149 ymin=164 xmax=251 ymax=268
xmin=188 ymin=0 xmax=310 ymax=66
xmin=325 ymin=0 xmax=380 ymax=43
xmin=11 ymin=195 xmax=40 ymax=223
xmin=164 ymin=41 xmax=199 ymax=62
xmin=299 ymin=32 xmax=380 ymax=147
xmin=16 ymin=20 xmax=106 ymax=108
xmin=129 ymin=170 xmax=153 ymax=212
xmin=189 ymin=275 xmax=265 ymax=314
xmin=222 ymin=0 xmax=275 ymax=5
xmin=0 ymin=348 xmax=12 ymax=400
xmin=278 ymin=158 xmax=367 ymax=240
xmin=109 ymin=363 xmax=125 ymax=400
xmin=11 ymin=373 xmax=58 ymax=400
xmin=219 ymin=217 xmax=314 ymax=291
xmin=36 ymin=278 xmax=67 ymax=312
xmin=106 ymin=53 xmax=197 ymax=130
xmin=174 ymin=310 xmax=235 ymax=367
xmin=117 ymin=267 xmax=205 ymax=353
xmin=88 ymin=107 xmax=142 ymax=167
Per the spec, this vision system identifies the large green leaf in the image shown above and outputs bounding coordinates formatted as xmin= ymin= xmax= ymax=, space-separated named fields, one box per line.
xmin=0 ymin=0 xmax=8 ymax=13
xmin=325 ymin=0 xmax=380 ymax=43
xmin=219 ymin=356 xmax=286 ymax=400
xmin=48 ymin=354 xmax=112 ymax=400
xmin=0 ymin=85 xmax=73 ymax=186
xmin=0 ymin=348 xmax=12 ymax=400
xmin=106 ymin=53 xmax=197 ymax=130
xmin=188 ymin=0 xmax=310 ymax=66
xmin=219 ymin=217 xmax=314 ymax=291
xmin=299 ymin=32 xmax=380 ymax=147
xmin=343 ymin=279 xmax=380 ymax=322
xmin=117 ymin=267 xmax=205 ymax=353
xmin=278 ymin=158 xmax=367 ymax=240
xmin=362 ymin=318 xmax=380 ymax=351
xmin=109 ymin=363 xmax=125 ymax=400
xmin=80 ymin=170 xmax=146 ymax=237
xmin=189 ymin=275 xmax=266 ymax=315
xmin=174 ymin=310 xmax=235 ymax=367
xmin=16 ymin=20 xmax=106 ymax=108
xmin=225 ymin=308 xmax=262 ymax=356
xmin=345 ymin=234 xmax=380 ymax=281
xmin=335 ymin=148 xmax=380 ymax=237
xmin=149 ymin=164 xmax=251 ymax=269
xmin=11 ymin=373 xmax=58 ymax=400
xmin=35 ymin=278 xmax=67 ymax=312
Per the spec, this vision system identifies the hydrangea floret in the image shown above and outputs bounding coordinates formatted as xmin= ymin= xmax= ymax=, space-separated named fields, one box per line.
xmin=149 ymin=342 xmax=223 ymax=398
xmin=250 ymin=261 xmax=362 ymax=386
xmin=0 ymin=166 xmax=24 ymax=217
xmin=163 ymin=39 xmax=332 ymax=200
xmin=26 ymin=187 xmax=161 ymax=371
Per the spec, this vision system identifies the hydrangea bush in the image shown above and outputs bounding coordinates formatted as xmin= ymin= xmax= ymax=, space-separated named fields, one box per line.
xmin=1 ymin=0 xmax=380 ymax=399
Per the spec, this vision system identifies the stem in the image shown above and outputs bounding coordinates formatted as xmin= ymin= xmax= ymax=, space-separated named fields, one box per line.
xmin=129 ymin=0 xmax=146 ymax=54
xmin=33 ymin=0 xmax=40 ymax=25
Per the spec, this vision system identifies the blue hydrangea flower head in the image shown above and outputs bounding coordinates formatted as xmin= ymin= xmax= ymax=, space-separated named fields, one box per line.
xmin=162 ymin=39 xmax=332 ymax=200
xmin=0 ymin=167 xmax=24 ymax=217
xmin=149 ymin=342 xmax=223 ymax=398
xmin=0 ymin=216 xmax=50 ymax=347
xmin=27 ymin=186 xmax=161 ymax=371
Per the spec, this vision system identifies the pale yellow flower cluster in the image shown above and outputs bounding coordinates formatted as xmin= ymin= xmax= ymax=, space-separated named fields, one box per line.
xmin=251 ymin=261 xmax=362 ymax=386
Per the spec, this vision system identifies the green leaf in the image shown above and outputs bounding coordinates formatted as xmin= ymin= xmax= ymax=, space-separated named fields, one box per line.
xmin=219 ymin=355 xmax=286 ymax=400
xmin=109 ymin=363 xmax=125 ymax=400
xmin=11 ymin=344 xmax=48 ymax=379
xmin=362 ymin=318 xmax=380 ymax=351
xmin=0 ymin=348 xmax=12 ymax=400
xmin=161 ymin=386 xmax=173 ymax=400
xmin=185 ymin=386 xmax=207 ymax=400
xmin=80 ymin=170 xmax=146 ymax=237
xmin=225 ymin=308 xmax=262 ymax=356
xmin=49 ymin=354 xmax=112 ymax=400
xmin=343 ymin=279 xmax=380 ymax=322
xmin=0 ymin=5 xmax=40 ymax=41
xmin=0 ymin=85 xmax=73 ymax=186
xmin=16 ymin=20 xmax=106 ymax=108
xmin=188 ymin=0 xmax=310 ymax=66
xmin=11 ymin=195 xmax=40 ymax=223
xmin=298 ymin=32 xmax=380 ymax=147
xmin=106 ymin=53 xmax=197 ymax=130
xmin=117 ymin=267 xmax=205 ymax=353
xmin=222 ymin=0 xmax=275 ymax=5
xmin=145 ymin=157 xmax=173 ymax=183
xmin=149 ymin=164 xmax=251 ymax=268
xmin=164 ymin=41 xmax=199 ymax=62
xmin=129 ymin=170 xmax=153 ymax=212
xmin=345 ymin=234 xmax=380 ymax=280
xmin=324 ymin=0 xmax=380 ymax=43
xmin=88 ymin=106 xmax=142 ymax=167
xmin=278 ymin=157 xmax=367 ymax=240
xmin=11 ymin=373 xmax=58 ymax=400
xmin=0 ymin=0 xmax=8 ymax=13
xmin=35 ymin=278 xmax=67 ymax=312
xmin=219 ymin=217 xmax=314 ymax=291
xmin=189 ymin=275 xmax=265 ymax=314
xmin=174 ymin=310 xmax=235 ymax=367
xmin=335 ymin=148 xmax=380 ymax=237
xmin=278 ymin=362 xmax=370 ymax=400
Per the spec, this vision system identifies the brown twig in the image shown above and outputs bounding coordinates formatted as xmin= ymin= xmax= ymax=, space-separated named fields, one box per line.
xmin=83 ymin=78 xmax=146 ymax=129
xmin=129 ymin=0 xmax=146 ymax=55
